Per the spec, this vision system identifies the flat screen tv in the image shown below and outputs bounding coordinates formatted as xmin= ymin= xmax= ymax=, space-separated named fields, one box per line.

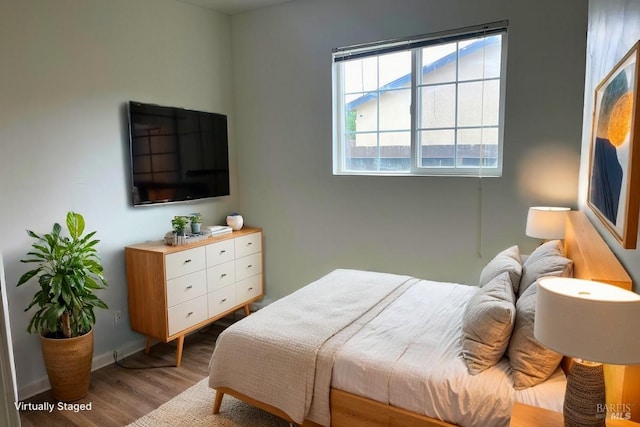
xmin=127 ymin=101 xmax=230 ymax=206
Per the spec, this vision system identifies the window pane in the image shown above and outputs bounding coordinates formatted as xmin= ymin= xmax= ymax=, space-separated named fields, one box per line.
xmin=420 ymin=84 xmax=456 ymax=128
xmin=346 ymin=134 xmax=378 ymax=171
xmin=380 ymin=131 xmax=410 ymax=171
xmin=419 ymin=129 xmax=455 ymax=167
xmin=349 ymin=100 xmax=378 ymax=132
xmin=422 ymin=42 xmax=457 ymax=84
xmin=459 ymin=35 xmax=502 ymax=81
xmin=457 ymin=128 xmax=499 ymax=167
xmin=354 ymin=132 xmax=377 ymax=147
xmin=380 ymin=88 xmax=411 ymax=130
xmin=344 ymin=57 xmax=378 ymax=93
xmin=379 ymin=51 xmax=411 ymax=89
xmin=457 ymin=80 xmax=500 ymax=127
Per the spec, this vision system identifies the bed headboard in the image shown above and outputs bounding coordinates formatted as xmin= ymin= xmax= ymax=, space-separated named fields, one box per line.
xmin=563 ymin=210 xmax=639 ymax=421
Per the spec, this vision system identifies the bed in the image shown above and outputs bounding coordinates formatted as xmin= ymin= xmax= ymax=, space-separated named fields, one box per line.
xmin=207 ymin=210 xmax=637 ymax=426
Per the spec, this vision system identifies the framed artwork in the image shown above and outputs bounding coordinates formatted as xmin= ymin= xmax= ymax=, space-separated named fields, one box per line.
xmin=588 ymin=41 xmax=640 ymax=249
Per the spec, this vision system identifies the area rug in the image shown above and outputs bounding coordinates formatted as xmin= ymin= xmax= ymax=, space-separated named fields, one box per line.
xmin=127 ymin=378 xmax=288 ymax=426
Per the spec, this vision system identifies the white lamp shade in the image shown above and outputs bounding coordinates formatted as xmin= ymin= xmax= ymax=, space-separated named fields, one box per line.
xmin=534 ymin=277 xmax=640 ymax=365
xmin=526 ymin=207 xmax=570 ymax=239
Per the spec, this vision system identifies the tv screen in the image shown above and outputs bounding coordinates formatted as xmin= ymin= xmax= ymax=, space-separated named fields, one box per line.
xmin=127 ymin=101 xmax=230 ymax=206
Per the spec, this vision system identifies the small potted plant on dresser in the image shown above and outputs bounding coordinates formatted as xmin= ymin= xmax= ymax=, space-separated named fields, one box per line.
xmin=17 ymin=211 xmax=108 ymax=402
xmin=190 ymin=213 xmax=202 ymax=234
xmin=171 ymin=216 xmax=189 ymax=245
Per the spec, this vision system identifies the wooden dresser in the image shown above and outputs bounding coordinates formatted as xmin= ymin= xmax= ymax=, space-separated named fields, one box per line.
xmin=124 ymin=227 xmax=263 ymax=366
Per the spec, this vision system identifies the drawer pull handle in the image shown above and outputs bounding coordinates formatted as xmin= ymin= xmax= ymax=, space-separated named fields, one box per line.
xmin=247 ymin=242 xmax=253 ymax=246
xmin=220 ymin=250 xmax=226 ymax=254
xmin=221 ymin=298 xmax=227 ymax=303
xmin=248 ymin=287 xmax=254 ymax=291
xmin=186 ymin=285 xmax=193 ymax=290
xmin=247 ymin=264 xmax=253 ymax=268
xmin=221 ymin=273 xmax=227 ymax=278
xmin=184 ymin=259 xmax=192 ymax=264
xmin=187 ymin=311 xmax=193 ymax=317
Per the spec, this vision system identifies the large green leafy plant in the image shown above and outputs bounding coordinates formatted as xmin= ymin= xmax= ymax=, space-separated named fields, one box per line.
xmin=17 ymin=212 xmax=108 ymax=338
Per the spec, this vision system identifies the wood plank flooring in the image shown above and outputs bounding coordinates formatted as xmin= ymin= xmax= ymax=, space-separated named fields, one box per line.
xmin=19 ymin=323 xmax=227 ymax=427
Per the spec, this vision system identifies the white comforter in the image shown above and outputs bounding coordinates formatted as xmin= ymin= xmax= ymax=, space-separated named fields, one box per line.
xmin=208 ymin=269 xmax=565 ymax=427
xmin=208 ymin=269 xmax=417 ymax=424
xmin=332 ymin=278 xmax=565 ymax=427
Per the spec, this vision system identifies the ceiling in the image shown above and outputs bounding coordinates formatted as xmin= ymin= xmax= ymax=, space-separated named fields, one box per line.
xmin=176 ymin=0 xmax=292 ymax=15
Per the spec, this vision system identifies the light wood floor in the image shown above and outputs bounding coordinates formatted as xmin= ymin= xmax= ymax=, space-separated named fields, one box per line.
xmin=19 ymin=323 xmax=227 ymax=427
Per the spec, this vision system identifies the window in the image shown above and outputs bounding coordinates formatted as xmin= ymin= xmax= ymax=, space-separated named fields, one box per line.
xmin=332 ymin=21 xmax=508 ymax=176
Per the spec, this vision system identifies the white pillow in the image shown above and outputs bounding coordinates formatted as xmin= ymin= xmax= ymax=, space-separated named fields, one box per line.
xmin=462 ymin=272 xmax=516 ymax=375
xmin=518 ymin=240 xmax=572 ymax=298
xmin=508 ymin=283 xmax=563 ymax=389
xmin=479 ymin=245 xmax=522 ymax=294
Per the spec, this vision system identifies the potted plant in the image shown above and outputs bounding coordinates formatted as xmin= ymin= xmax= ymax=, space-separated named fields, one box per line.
xmin=171 ymin=216 xmax=189 ymax=235
xmin=190 ymin=213 xmax=202 ymax=234
xmin=171 ymin=216 xmax=189 ymax=245
xmin=17 ymin=211 xmax=108 ymax=401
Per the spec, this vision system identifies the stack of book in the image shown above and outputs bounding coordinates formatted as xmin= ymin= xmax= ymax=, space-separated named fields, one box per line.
xmin=202 ymin=225 xmax=233 ymax=237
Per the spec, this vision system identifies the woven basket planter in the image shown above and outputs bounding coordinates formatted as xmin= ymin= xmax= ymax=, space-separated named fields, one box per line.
xmin=40 ymin=329 xmax=93 ymax=402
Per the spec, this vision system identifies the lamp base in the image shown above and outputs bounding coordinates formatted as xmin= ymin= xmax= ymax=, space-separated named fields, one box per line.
xmin=563 ymin=361 xmax=606 ymax=427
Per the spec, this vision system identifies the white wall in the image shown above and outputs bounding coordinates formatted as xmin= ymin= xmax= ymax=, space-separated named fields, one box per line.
xmin=230 ymin=0 xmax=588 ymax=299
xmin=0 ymin=0 xmax=237 ymax=397
xmin=580 ymin=0 xmax=640 ymax=291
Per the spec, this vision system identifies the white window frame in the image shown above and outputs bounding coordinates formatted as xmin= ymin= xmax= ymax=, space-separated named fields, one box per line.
xmin=332 ymin=21 xmax=508 ymax=177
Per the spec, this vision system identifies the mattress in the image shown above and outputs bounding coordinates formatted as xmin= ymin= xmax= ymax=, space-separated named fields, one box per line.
xmin=331 ymin=279 xmax=565 ymax=427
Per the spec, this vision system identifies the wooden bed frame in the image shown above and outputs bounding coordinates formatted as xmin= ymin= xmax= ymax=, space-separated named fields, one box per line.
xmin=212 ymin=210 xmax=638 ymax=426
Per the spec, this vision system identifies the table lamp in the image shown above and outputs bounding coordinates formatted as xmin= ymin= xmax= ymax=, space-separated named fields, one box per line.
xmin=526 ymin=207 xmax=570 ymax=240
xmin=535 ymin=277 xmax=640 ymax=426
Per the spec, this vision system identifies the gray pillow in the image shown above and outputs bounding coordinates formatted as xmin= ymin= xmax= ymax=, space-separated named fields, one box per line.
xmin=462 ymin=272 xmax=516 ymax=375
xmin=508 ymin=283 xmax=563 ymax=389
xmin=479 ymin=245 xmax=522 ymax=294
xmin=518 ymin=240 xmax=572 ymax=297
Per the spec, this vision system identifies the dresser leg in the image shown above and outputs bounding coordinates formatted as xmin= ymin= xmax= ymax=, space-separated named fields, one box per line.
xmin=144 ymin=337 xmax=153 ymax=354
xmin=243 ymin=304 xmax=250 ymax=316
xmin=175 ymin=335 xmax=185 ymax=367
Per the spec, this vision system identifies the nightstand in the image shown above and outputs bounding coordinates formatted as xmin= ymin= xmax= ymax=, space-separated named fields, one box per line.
xmin=510 ymin=403 xmax=640 ymax=427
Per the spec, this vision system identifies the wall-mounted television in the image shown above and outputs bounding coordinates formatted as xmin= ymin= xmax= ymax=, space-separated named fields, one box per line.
xmin=127 ymin=101 xmax=230 ymax=206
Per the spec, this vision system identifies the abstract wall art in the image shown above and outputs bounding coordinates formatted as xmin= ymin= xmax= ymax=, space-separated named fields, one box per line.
xmin=588 ymin=41 xmax=640 ymax=249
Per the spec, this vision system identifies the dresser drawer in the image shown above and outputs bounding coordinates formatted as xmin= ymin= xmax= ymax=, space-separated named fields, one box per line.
xmin=207 ymin=261 xmax=235 ymax=292
xmin=167 ymin=295 xmax=208 ymax=336
xmin=205 ymin=239 xmax=235 ymax=267
xmin=208 ymin=285 xmax=237 ymax=318
xmin=235 ymin=253 xmax=262 ymax=281
xmin=235 ymin=232 xmax=262 ymax=258
xmin=165 ymin=247 xmax=206 ymax=280
xmin=237 ymin=274 xmax=262 ymax=302
xmin=166 ymin=270 xmax=207 ymax=307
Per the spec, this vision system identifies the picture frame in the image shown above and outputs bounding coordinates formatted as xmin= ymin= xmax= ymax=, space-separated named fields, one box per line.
xmin=587 ymin=40 xmax=640 ymax=249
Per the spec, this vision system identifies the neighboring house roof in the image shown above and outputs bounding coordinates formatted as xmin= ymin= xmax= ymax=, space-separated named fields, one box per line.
xmin=346 ymin=37 xmax=498 ymax=110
